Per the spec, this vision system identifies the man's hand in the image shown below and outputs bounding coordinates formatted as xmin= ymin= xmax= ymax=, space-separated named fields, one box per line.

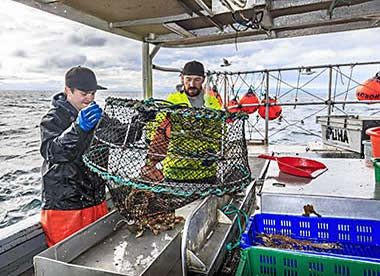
xmin=76 ymin=102 xmax=103 ymax=131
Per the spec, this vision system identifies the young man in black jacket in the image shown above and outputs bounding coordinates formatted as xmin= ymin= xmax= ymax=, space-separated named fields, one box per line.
xmin=40 ymin=66 xmax=108 ymax=247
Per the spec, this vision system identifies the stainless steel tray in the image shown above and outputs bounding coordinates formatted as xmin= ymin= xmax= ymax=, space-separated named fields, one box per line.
xmin=34 ymin=202 xmax=199 ymax=276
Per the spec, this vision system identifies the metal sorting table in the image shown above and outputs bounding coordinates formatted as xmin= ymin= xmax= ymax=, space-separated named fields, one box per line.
xmin=34 ymin=200 xmax=201 ymax=276
xmin=33 ymin=155 xmax=267 ymax=276
xmin=260 ymin=158 xmax=380 ymax=220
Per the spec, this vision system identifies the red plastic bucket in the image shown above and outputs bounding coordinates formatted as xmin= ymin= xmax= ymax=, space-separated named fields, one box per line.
xmin=366 ymin=127 xmax=380 ymax=158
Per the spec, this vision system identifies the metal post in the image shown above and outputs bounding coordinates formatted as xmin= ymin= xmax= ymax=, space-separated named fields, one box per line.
xmin=264 ymin=71 xmax=270 ymax=145
xmin=205 ymin=74 xmax=210 ymax=97
xmin=327 ymin=66 xmax=333 ymax=116
xmin=142 ymin=42 xmax=153 ymax=99
xmin=150 ymin=44 xmax=161 ymax=60
xmin=223 ymin=73 xmax=228 ymax=109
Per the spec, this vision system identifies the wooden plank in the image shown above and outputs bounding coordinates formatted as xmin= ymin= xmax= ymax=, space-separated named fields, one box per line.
xmin=111 ymin=14 xmax=197 ymax=27
xmin=163 ymin=23 xmax=195 ymax=37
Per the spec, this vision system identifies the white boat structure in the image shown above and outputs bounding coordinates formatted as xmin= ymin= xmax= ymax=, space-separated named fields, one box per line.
xmin=2 ymin=0 xmax=380 ymax=275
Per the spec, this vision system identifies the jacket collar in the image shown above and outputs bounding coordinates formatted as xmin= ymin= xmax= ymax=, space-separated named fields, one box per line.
xmin=52 ymin=92 xmax=78 ymax=118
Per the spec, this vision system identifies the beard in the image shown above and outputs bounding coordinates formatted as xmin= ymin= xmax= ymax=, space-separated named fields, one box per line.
xmin=185 ymin=86 xmax=202 ymax=97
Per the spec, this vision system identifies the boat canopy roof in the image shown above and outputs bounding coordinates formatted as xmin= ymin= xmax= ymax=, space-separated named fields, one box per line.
xmin=13 ymin=0 xmax=380 ymax=48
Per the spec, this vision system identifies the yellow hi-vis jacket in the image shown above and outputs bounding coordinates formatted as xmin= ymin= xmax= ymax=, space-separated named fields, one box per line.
xmin=159 ymin=91 xmax=222 ymax=181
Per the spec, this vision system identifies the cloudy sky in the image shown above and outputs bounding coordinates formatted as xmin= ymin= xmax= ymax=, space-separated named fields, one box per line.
xmin=1 ymin=0 xmax=380 ymax=94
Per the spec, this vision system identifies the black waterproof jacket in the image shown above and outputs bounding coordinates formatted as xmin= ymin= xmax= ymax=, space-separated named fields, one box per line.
xmin=40 ymin=93 xmax=106 ymax=210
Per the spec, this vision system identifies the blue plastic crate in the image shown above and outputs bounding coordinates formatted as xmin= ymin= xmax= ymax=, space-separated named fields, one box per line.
xmin=240 ymin=213 xmax=380 ymax=262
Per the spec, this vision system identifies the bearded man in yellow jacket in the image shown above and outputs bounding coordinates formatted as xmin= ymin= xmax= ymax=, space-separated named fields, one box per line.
xmin=143 ymin=61 xmax=222 ymax=185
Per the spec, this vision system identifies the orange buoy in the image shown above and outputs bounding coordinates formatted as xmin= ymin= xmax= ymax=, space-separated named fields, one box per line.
xmin=227 ymin=98 xmax=240 ymax=113
xmin=226 ymin=98 xmax=240 ymax=123
xmin=208 ymin=85 xmax=223 ymax=106
xmin=239 ymin=90 xmax=259 ymax=114
xmin=356 ymin=73 xmax=380 ymax=101
xmin=258 ymin=98 xmax=282 ymax=120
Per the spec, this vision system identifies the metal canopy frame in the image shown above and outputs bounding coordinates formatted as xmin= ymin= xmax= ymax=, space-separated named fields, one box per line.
xmin=12 ymin=0 xmax=380 ymax=96
xmin=13 ymin=0 xmax=380 ymax=48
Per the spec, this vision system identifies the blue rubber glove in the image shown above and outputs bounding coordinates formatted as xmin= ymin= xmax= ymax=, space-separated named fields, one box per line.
xmin=76 ymin=102 xmax=103 ymax=131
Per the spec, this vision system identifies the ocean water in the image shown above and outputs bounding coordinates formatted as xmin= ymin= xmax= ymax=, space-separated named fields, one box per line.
xmin=0 ymin=90 xmax=378 ymax=229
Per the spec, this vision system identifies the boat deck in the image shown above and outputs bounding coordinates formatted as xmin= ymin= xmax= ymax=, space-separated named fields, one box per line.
xmin=2 ymin=142 xmax=363 ymax=276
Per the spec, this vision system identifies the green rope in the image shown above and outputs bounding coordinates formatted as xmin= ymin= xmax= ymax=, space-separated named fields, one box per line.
xmin=105 ymin=97 xmax=249 ymax=121
xmin=82 ymin=151 xmax=251 ymax=198
xmin=221 ymin=204 xmax=249 ymax=250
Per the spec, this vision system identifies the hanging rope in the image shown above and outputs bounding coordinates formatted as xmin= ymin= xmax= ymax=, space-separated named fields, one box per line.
xmin=272 ymin=70 xmax=326 ymax=102
xmin=221 ymin=204 xmax=249 ymax=250
xmin=270 ymin=106 xmax=328 ymax=138
xmin=294 ymin=69 xmax=301 ymax=109
xmin=275 ymin=71 xmax=282 ymax=100
xmin=258 ymin=73 xmax=266 ymax=98
xmin=229 ymin=73 xmax=241 ymax=99
xmin=246 ymin=116 xmax=263 ymax=140
xmin=332 ymin=67 xmax=339 ymax=113
xmin=342 ymin=65 xmax=354 ymax=110
xmin=211 ymin=62 xmax=377 ymax=145
xmin=236 ymin=73 xmax=249 ymax=95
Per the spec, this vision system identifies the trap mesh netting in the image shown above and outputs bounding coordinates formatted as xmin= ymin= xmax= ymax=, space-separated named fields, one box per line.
xmin=83 ymin=97 xmax=251 ymax=221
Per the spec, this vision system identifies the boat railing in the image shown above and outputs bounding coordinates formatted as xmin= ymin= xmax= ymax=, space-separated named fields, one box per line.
xmin=205 ymin=61 xmax=380 ymax=145
xmin=153 ymin=60 xmax=380 ymax=145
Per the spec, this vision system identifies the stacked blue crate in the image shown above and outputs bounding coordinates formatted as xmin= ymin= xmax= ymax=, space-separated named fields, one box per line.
xmin=240 ymin=213 xmax=380 ymax=262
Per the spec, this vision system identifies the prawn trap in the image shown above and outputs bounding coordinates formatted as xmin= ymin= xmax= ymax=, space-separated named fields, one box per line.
xmin=83 ymin=97 xmax=251 ymax=221
xmin=240 ymin=213 xmax=380 ymax=262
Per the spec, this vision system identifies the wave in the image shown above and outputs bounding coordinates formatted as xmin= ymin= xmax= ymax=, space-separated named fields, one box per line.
xmin=0 ymin=169 xmax=34 ymax=181
xmin=3 ymin=104 xmax=32 ymax=108
xmin=290 ymin=130 xmax=321 ymax=136
xmin=0 ymin=128 xmax=28 ymax=136
xmin=0 ymin=155 xmax=20 ymax=161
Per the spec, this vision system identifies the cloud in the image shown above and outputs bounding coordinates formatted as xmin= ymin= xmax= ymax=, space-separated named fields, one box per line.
xmin=41 ymin=55 xmax=88 ymax=70
xmin=86 ymin=60 xmax=107 ymax=69
xmin=12 ymin=50 xmax=28 ymax=58
xmin=68 ymin=34 xmax=107 ymax=47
